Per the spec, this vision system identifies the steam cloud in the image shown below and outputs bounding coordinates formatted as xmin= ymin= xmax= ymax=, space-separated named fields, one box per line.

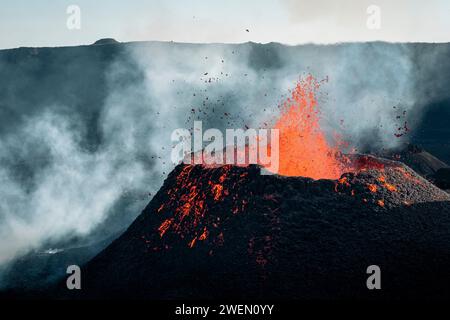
xmin=0 ymin=41 xmax=448 ymax=273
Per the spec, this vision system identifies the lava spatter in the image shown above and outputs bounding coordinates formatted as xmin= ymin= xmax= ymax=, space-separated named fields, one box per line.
xmin=269 ymin=75 xmax=347 ymax=179
xmin=151 ymin=164 xmax=254 ymax=249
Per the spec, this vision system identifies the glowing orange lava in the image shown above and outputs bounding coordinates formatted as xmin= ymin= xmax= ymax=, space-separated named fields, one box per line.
xmin=368 ymin=184 xmax=378 ymax=193
xmin=270 ymin=75 xmax=345 ymax=179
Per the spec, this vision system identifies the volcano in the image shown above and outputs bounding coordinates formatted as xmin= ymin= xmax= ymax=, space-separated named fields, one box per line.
xmin=72 ymin=76 xmax=450 ymax=300
xmin=76 ymin=155 xmax=450 ymax=300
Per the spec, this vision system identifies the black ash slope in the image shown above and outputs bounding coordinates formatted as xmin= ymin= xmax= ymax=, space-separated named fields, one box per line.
xmin=77 ymin=157 xmax=450 ymax=300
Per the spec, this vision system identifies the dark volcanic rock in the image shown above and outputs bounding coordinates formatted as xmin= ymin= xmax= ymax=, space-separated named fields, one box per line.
xmin=381 ymin=144 xmax=449 ymax=178
xmin=77 ymin=157 xmax=450 ymax=300
xmin=434 ymin=168 xmax=450 ymax=190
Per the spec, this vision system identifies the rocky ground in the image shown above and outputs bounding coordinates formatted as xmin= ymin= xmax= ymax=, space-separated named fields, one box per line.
xmin=72 ymin=155 xmax=450 ymax=300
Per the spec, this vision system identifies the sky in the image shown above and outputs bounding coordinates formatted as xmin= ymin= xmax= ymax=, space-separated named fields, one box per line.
xmin=0 ymin=0 xmax=449 ymax=49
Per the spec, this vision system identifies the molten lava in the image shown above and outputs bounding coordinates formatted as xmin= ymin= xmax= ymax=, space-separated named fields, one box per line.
xmin=153 ymin=164 xmax=251 ymax=249
xmin=270 ymin=75 xmax=345 ymax=179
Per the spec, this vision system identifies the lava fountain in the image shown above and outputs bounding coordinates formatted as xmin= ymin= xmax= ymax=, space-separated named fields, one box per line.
xmin=269 ymin=75 xmax=346 ymax=179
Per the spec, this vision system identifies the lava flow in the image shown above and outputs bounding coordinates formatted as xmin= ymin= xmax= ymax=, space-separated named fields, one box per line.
xmin=268 ymin=75 xmax=346 ymax=179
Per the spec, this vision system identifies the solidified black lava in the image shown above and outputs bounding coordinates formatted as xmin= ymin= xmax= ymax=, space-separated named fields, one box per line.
xmin=435 ymin=168 xmax=450 ymax=190
xmin=76 ymin=156 xmax=450 ymax=300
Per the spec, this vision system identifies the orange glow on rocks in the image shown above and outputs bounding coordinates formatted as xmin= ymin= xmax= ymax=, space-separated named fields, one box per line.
xmin=150 ymin=164 xmax=251 ymax=249
xmin=158 ymin=219 xmax=173 ymax=237
xmin=335 ymin=176 xmax=350 ymax=192
xmin=270 ymin=75 xmax=345 ymax=179
xmin=378 ymin=175 xmax=398 ymax=192
xmin=384 ymin=182 xmax=398 ymax=192
xmin=199 ymin=227 xmax=208 ymax=241
xmin=368 ymin=184 xmax=378 ymax=193
xmin=211 ymin=183 xmax=224 ymax=201
xmin=188 ymin=237 xmax=197 ymax=248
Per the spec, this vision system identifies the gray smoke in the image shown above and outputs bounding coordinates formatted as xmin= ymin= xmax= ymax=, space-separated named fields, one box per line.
xmin=0 ymin=41 xmax=448 ymax=273
xmin=128 ymin=42 xmax=419 ymax=153
xmin=0 ymin=109 xmax=149 ymax=264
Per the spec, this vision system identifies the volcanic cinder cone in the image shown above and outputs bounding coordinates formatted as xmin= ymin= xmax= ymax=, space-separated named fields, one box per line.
xmin=75 ymin=155 xmax=450 ymax=300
